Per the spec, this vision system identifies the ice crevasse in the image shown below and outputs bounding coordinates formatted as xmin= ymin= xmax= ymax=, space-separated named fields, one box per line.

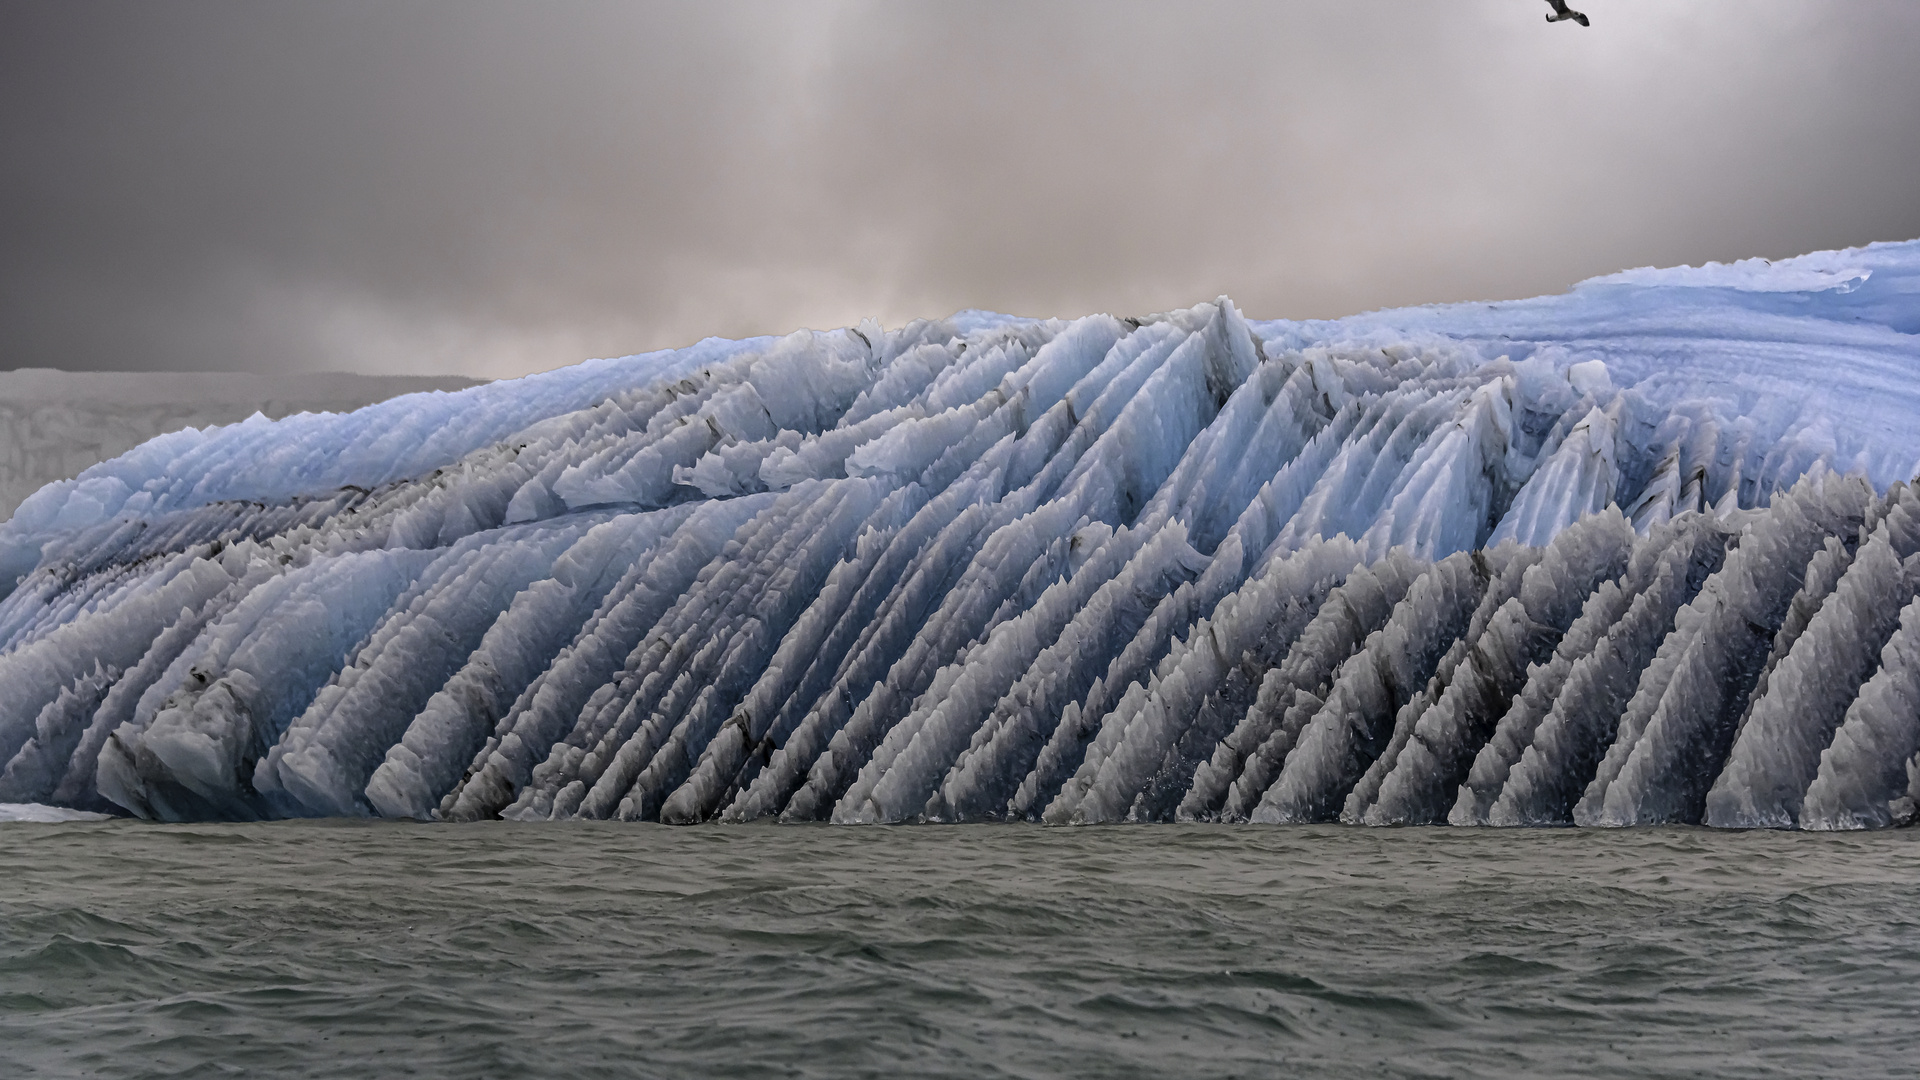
xmin=1 ymin=240 xmax=1918 ymax=829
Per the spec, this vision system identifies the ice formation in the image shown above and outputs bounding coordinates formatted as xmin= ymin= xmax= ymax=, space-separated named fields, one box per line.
xmin=0 ymin=369 xmax=481 ymax=520
xmin=1 ymin=241 xmax=1918 ymax=828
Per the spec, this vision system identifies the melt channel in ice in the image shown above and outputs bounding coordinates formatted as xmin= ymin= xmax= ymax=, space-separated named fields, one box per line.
xmin=2 ymin=240 xmax=1919 ymax=828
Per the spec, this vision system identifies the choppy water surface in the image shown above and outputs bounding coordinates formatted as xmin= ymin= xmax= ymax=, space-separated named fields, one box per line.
xmin=2 ymin=823 xmax=1917 ymax=1079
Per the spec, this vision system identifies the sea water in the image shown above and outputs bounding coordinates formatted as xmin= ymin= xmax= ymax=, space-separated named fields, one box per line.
xmin=3 ymin=823 xmax=1917 ymax=1079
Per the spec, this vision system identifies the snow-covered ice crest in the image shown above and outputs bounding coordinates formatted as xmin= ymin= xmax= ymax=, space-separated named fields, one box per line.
xmin=3 ymin=239 xmax=1919 ymax=828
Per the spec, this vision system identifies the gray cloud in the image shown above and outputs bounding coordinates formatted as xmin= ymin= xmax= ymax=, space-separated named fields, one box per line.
xmin=4 ymin=0 xmax=1918 ymax=378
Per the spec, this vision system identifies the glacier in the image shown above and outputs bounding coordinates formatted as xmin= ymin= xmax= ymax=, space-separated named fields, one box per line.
xmin=2 ymin=240 xmax=1918 ymax=829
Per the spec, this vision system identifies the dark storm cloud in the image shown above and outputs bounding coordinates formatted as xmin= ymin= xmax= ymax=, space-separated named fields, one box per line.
xmin=3 ymin=0 xmax=1918 ymax=378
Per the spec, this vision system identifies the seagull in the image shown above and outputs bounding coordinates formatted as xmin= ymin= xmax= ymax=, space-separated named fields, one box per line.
xmin=1544 ymin=0 xmax=1590 ymax=26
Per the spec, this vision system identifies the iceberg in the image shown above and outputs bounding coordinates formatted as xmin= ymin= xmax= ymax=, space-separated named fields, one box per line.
xmin=2 ymin=240 xmax=1919 ymax=828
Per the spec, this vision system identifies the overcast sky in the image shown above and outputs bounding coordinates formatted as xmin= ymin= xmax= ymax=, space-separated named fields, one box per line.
xmin=4 ymin=1 xmax=1918 ymax=379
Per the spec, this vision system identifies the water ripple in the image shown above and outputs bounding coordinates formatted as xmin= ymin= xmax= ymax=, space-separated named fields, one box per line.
xmin=3 ymin=822 xmax=1918 ymax=1078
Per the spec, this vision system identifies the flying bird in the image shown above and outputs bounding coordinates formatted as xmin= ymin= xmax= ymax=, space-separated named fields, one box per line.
xmin=1544 ymin=0 xmax=1590 ymax=26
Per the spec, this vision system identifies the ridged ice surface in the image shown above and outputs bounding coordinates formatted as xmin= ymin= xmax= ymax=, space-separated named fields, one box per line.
xmin=2 ymin=240 xmax=1918 ymax=827
xmin=0 ymin=369 xmax=482 ymax=521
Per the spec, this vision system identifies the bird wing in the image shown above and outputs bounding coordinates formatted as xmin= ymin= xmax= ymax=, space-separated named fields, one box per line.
xmin=1545 ymin=0 xmax=1570 ymax=14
